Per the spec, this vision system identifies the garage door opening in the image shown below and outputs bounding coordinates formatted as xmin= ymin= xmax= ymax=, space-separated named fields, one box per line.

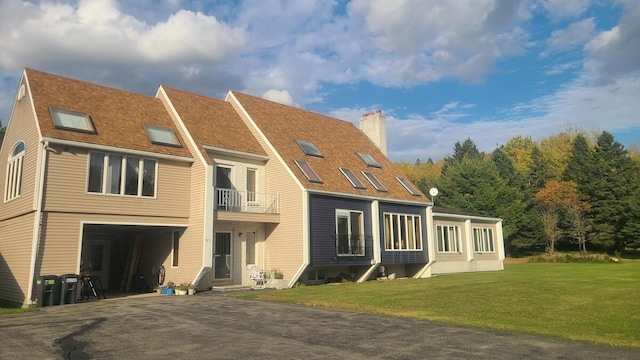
xmin=81 ymin=224 xmax=185 ymax=296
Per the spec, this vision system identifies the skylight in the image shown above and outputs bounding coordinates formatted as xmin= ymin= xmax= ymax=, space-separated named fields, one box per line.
xmin=357 ymin=152 xmax=381 ymax=168
xmin=397 ymin=177 xmax=422 ymax=196
xmin=294 ymin=160 xmax=323 ymax=183
xmin=144 ymin=124 xmax=181 ymax=147
xmin=339 ymin=167 xmax=366 ymax=189
xmin=362 ymin=171 xmax=387 ymax=192
xmin=295 ymin=139 xmax=323 ymax=158
xmin=50 ymin=107 xmax=96 ymax=134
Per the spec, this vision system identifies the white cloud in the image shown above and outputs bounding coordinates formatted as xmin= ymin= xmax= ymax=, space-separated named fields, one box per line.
xmin=262 ymin=89 xmax=297 ymax=107
xmin=543 ymin=18 xmax=595 ymax=56
xmin=543 ymin=0 xmax=589 ymax=21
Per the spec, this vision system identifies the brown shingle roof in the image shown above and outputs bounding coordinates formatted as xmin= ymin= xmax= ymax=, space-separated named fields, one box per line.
xmin=230 ymin=91 xmax=429 ymax=203
xmin=160 ymin=86 xmax=266 ymax=165
xmin=26 ymin=68 xmax=191 ymax=158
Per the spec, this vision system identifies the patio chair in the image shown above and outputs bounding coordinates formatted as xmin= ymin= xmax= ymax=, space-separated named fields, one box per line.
xmin=247 ymin=264 xmax=266 ymax=288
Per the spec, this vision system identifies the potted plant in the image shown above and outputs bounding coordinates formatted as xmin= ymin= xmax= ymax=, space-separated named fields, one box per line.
xmin=174 ymin=282 xmax=189 ymax=295
xmin=187 ymin=283 xmax=196 ymax=296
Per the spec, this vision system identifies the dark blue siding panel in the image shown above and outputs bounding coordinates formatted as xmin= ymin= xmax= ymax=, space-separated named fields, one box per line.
xmin=309 ymin=194 xmax=373 ymax=266
xmin=379 ymin=202 xmax=429 ymax=264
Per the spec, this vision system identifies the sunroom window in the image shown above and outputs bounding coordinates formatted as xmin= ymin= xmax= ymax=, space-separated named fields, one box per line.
xmin=5 ymin=141 xmax=25 ymax=201
xmin=50 ymin=107 xmax=96 ymax=133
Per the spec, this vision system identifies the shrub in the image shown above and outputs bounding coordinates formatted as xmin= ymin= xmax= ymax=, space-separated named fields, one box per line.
xmin=528 ymin=253 xmax=617 ymax=263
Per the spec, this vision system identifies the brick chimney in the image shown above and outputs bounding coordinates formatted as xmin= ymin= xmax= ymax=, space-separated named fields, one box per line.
xmin=359 ymin=110 xmax=387 ymax=156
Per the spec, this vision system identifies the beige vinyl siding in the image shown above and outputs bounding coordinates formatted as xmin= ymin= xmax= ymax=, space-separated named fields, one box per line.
xmin=0 ymin=79 xmax=40 ymax=220
xmin=229 ymin=98 xmax=305 ymax=283
xmin=42 ymin=145 xmax=190 ymax=218
xmin=164 ymin=162 xmax=206 ymax=284
xmin=433 ymin=219 xmax=468 ymax=262
xmin=36 ymin=212 xmax=188 ymax=277
xmin=156 ymin=90 xmax=209 ymax=285
xmin=0 ymin=212 xmax=36 ymax=306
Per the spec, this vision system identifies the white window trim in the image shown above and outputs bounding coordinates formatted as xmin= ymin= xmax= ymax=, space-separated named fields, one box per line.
xmin=436 ymin=224 xmax=462 ymax=253
xmin=171 ymin=230 xmax=180 ymax=268
xmin=5 ymin=142 xmax=25 ymax=202
xmin=383 ymin=212 xmax=423 ymax=251
xmin=87 ymin=151 xmax=157 ymax=198
xmin=472 ymin=227 xmax=495 ymax=253
xmin=335 ymin=209 xmax=365 ymax=256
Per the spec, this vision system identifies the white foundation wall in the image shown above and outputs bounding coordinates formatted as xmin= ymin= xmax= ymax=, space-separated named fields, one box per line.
xmin=431 ymin=259 xmax=504 ymax=274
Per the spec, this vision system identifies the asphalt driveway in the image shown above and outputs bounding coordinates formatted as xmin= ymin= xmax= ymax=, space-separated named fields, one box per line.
xmin=0 ymin=291 xmax=638 ymax=359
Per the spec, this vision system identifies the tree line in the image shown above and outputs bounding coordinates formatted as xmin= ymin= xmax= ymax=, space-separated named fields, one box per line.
xmin=396 ymin=130 xmax=640 ymax=256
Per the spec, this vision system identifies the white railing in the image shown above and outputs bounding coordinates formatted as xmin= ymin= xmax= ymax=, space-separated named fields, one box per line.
xmin=215 ymin=188 xmax=279 ymax=214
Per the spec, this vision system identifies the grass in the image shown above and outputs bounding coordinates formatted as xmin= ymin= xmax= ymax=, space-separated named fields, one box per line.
xmin=230 ymin=262 xmax=640 ymax=349
xmin=0 ymin=300 xmax=35 ymax=315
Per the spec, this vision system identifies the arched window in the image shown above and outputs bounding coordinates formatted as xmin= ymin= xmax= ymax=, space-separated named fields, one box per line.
xmin=5 ymin=141 xmax=25 ymax=201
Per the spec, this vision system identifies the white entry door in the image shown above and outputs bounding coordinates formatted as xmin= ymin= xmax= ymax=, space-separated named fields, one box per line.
xmin=81 ymin=239 xmax=110 ymax=288
xmin=213 ymin=232 xmax=232 ymax=280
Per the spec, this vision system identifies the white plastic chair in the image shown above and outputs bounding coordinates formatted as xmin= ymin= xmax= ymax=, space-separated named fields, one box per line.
xmin=246 ymin=264 xmax=266 ymax=288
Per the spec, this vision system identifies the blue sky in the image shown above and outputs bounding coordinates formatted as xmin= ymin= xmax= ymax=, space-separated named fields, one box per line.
xmin=0 ymin=0 xmax=638 ymax=161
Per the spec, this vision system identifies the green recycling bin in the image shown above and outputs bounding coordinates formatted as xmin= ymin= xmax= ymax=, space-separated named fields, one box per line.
xmin=59 ymin=274 xmax=80 ymax=305
xmin=35 ymin=275 xmax=60 ymax=307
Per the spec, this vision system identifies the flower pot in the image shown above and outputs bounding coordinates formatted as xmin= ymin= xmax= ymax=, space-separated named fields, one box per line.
xmin=175 ymin=289 xmax=187 ymax=295
xmin=187 ymin=288 xmax=195 ymax=295
xmin=166 ymin=288 xmax=174 ymax=295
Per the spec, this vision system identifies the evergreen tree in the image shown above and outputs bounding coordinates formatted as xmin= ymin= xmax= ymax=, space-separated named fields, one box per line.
xmin=442 ymin=138 xmax=482 ymax=174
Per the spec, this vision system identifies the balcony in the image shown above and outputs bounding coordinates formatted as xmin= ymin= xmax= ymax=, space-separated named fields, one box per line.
xmin=215 ymin=188 xmax=280 ymax=215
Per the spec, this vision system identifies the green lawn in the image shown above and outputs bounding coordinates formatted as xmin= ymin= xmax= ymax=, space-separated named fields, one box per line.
xmin=231 ymin=262 xmax=640 ymax=349
xmin=0 ymin=300 xmax=35 ymax=315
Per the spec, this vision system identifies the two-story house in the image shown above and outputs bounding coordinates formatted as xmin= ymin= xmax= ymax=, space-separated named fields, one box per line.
xmin=0 ymin=68 xmax=504 ymax=307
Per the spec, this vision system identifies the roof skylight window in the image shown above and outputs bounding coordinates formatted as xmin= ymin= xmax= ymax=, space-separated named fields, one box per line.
xmin=144 ymin=124 xmax=181 ymax=147
xmin=357 ymin=152 xmax=381 ymax=168
xmin=50 ymin=107 xmax=96 ymax=133
xmin=339 ymin=167 xmax=366 ymax=189
xmin=295 ymin=139 xmax=323 ymax=158
xmin=362 ymin=171 xmax=387 ymax=192
xmin=294 ymin=160 xmax=323 ymax=183
xmin=397 ymin=177 xmax=422 ymax=196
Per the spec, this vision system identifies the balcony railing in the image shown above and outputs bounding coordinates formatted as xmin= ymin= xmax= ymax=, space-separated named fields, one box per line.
xmin=215 ymin=188 xmax=279 ymax=214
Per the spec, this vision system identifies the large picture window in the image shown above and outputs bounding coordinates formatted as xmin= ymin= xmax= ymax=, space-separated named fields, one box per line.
xmin=473 ymin=227 xmax=495 ymax=253
xmin=383 ymin=213 xmax=422 ymax=251
xmin=336 ymin=210 xmax=364 ymax=256
xmin=5 ymin=141 xmax=25 ymax=201
xmin=437 ymin=225 xmax=461 ymax=253
xmin=88 ymin=152 xmax=156 ymax=197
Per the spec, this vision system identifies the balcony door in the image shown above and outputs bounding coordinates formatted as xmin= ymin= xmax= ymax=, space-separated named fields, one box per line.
xmin=216 ymin=165 xmax=234 ymax=210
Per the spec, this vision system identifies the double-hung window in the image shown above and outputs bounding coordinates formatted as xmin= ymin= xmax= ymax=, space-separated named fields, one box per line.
xmin=473 ymin=227 xmax=495 ymax=253
xmin=336 ymin=210 xmax=364 ymax=256
xmin=5 ymin=142 xmax=25 ymax=201
xmin=437 ymin=225 xmax=461 ymax=253
xmin=88 ymin=152 xmax=157 ymax=197
xmin=383 ymin=213 xmax=423 ymax=250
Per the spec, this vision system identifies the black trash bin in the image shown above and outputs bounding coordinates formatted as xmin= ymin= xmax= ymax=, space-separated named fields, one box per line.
xmin=59 ymin=274 xmax=80 ymax=305
xmin=35 ymin=275 xmax=60 ymax=307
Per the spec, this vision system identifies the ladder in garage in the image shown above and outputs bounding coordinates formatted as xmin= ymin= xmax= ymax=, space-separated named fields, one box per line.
xmin=120 ymin=235 xmax=143 ymax=292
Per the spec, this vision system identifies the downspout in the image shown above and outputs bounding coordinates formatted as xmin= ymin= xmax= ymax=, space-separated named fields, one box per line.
xmin=288 ymin=190 xmax=309 ymax=287
xmin=358 ymin=200 xmax=380 ymax=282
xmin=414 ymin=205 xmax=436 ymax=278
xmin=26 ymin=140 xmax=49 ymax=305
